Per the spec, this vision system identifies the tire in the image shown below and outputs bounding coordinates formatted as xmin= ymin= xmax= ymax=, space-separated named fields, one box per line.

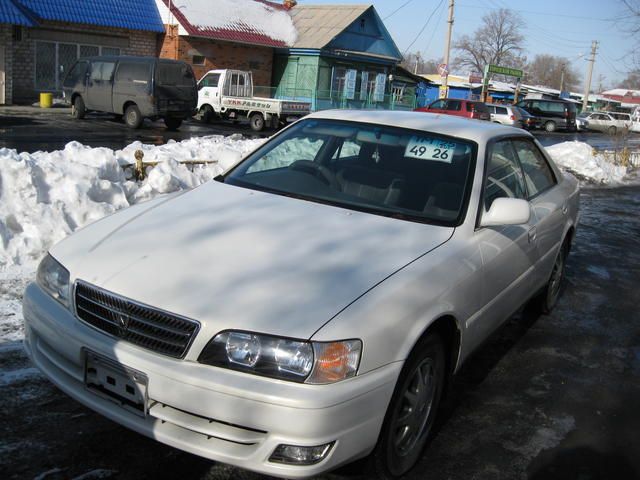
xmin=544 ymin=121 xmax=556 ymax=133
xmin=608 ymin=126 xmax=617 ymax=135
xmin=369 ymin=333 xmax=446 ymax=478
xmin=71 ymin=96 xmax=86 ymax=119
xmin=249 ymin=112 xmax=265 ymax=132
xmin=124 ymin=104 xmax=143 ymax=129
xmin=200 ymin=105 xmax=215 ymax=123
xmin=164 ymin=117 xmax=182 ymax=130
xmin=534 ymin=241 xmax=568 ymax=314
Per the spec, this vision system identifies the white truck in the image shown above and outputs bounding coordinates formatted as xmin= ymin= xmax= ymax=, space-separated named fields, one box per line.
xmin=196 ymin=69 xmax=311 ymax=131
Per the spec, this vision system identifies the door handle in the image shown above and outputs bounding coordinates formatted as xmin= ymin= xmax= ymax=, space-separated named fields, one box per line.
xmin=528 ymin=226 xmax=537 ymax=243
xmin=562 ymin=204 xmax=568 ymax=215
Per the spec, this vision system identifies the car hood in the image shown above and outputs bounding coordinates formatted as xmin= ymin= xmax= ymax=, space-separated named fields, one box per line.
xmin=51 ymin=181 xmax=454 ymax=340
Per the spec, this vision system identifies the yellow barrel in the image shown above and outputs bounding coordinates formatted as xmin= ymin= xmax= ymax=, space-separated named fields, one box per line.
xmin=40 ymin=92 xmax=53 ymax=108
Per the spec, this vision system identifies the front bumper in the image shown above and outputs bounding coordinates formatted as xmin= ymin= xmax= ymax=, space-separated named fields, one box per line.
xmin=23 ymin=283 xmax=400 ymax=478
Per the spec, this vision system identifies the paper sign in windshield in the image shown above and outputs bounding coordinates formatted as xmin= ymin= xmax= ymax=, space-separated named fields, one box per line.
xmin=404 ymin=136 xmax=456 ymax=163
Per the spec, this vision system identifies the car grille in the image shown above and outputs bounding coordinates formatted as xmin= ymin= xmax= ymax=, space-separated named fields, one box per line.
xmin=74 ymin=281 xmax=199 ymax=359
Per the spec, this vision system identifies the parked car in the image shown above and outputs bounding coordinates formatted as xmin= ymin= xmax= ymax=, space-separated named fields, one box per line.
xmin=24 ymin=111 xmax=579 ymax=479
xmin=515 ymin=106 xmax=541 ymax=130
xmin=486 ymin=103 xmax=523 ymax=128
xmin=515 ymin=98 xmax=577 ymax=132
xmin=609 ymin=112 xmax=633 ymax=131
xmin=197 ymin=69 xmax=311 ymax=131
xmin=63 ymin=56 xmax=198 ymax=130
xmin=578 ymin=111 xmax=625 ymax=135
xmin=415 ymin=98 xmax=490 ymax=121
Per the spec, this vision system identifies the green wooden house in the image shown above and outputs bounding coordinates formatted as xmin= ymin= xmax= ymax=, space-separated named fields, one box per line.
xmin=272 ymin=4 xmax=410 ymax=111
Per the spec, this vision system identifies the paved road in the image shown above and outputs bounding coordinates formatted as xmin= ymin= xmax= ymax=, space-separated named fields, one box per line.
xmin=2 ymin=186 xmax=639 ymax=479
xmin=1 ymin=106 xmax=639 ymax=152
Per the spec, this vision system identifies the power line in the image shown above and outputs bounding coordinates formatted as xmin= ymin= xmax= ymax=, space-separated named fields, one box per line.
xmin=403 ymin=0 xmax=446 ymax=54
xmin=383 ymin=0 xmax=414 ymax=20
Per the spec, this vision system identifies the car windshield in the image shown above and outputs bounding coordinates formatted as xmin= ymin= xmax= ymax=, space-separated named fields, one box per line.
xmin=223 ymin=119 xmax=477 ymax=226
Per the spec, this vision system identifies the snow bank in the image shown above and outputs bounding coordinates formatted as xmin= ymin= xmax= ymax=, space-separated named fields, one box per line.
xmin=545 ymin=141 xmax=628 ymax=184
xmin=0 ymin=135 xmax=265 ymax=268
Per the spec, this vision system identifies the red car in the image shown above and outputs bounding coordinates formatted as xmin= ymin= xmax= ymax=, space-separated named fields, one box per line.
xmin=416 ymin=98 xmax=490 ymax=121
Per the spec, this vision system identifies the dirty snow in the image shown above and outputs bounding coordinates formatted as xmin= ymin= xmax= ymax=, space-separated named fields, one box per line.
xmin=0 ymin=137 xmax=635 ymax=347
xmin=546 ymin=141 xmax=628 ymax=184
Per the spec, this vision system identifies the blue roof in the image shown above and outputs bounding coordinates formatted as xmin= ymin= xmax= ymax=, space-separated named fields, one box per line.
xmin=0 ymin=0 xmax=37 ymax=26
xmin=2 ymin=0 xmax=165 ymax=32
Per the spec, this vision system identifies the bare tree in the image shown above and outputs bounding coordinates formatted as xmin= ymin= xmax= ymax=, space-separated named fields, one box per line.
xmin=616 ymin=71 xmax=640 ymax=89
xmin=400 ymin=53 xmax=441 ymax=75
xmin=525 ymin=55 xmax=581 ymax=91
xmin=621 ymin=1 xmax=640 ymax=66
xmin=453 ymin=8 xmax=526 ymax=76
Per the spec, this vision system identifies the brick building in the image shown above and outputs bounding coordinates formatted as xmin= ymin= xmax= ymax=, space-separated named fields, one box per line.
xmin=0 ymin=0 xmax=164 ymax=105
xmin=154 ymin=0 xmax=297 ymax=86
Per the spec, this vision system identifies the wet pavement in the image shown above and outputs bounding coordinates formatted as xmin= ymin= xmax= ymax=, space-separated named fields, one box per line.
xmin=1 ymin=184 xmax=639 ymax=480
xmin=1 ymin=106 xmax=639 ymax=153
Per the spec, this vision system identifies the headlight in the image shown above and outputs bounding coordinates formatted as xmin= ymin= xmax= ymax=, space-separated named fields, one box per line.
xmin=198 ymin=331 xmax=361 ymax=384
xmin=36 ymin=254 xmax=70 ymax=308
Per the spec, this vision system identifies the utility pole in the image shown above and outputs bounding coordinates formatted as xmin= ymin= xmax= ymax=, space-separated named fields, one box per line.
xmin=582 ymin=41 xmax=598 ymax=112
xmin=441 ymin=0 xmax=455 ymax=97
xmin=559 ymin=63 xmax=566 ymax=92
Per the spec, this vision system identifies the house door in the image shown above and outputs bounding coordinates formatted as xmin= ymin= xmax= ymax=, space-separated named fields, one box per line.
xmin=0 ymin=46 xmax=6 ymax=105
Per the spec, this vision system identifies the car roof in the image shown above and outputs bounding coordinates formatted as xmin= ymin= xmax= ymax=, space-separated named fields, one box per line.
xmin=78 ymin=56 xmax=187 ymax=65
xmin=304 ymin=110 xmax=530 ymax=143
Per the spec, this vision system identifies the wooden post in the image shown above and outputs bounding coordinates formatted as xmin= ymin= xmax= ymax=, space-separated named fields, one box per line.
xmin=134 ymin=150 xmax=145 ymax=181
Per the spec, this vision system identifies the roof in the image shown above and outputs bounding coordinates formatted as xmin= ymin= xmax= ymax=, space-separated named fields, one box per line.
xmin=288 ymin=4 xmax=370 ymax=49
xmin=162 ymin=0 xmax=297 ymax=47
xmin=306 ymin=110 xmax=528 ymax=142
xmin=2 ymin=0 xmax=165 ymax=32
xmin=0 ymin=0 xmax=36 ymax=26
xmin=602 ymin=88 xmax=640 ymax=98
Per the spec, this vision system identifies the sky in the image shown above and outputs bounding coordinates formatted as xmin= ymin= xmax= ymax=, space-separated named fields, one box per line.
xmin=297 ymin=0 xmax=638 ymax=91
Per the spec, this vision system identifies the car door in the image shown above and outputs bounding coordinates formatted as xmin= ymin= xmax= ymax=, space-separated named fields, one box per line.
xmin=427 ymin=99 xmax=447 ymax=114
xmin=197 ymin=71 xmax=222 ymax=110
xmin=86 ymin=61 xmax=116 ymax=112
xmin=512 ymin=138 xmax=566 ymax=290
xmin=466 ymin=139 xmax=538 ymax=349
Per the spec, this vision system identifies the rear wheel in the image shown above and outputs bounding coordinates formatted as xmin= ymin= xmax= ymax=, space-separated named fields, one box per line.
xmin=544 ymin=121 xmax=556 ymax=132
xmin=124 ymin=105 xmax=143 ymax=129
xmin=71 ymin=96 xmax=86 ymax=119
xmin=164 ymin=117 xmax=183 ymax=130
xmin=533 ymin=241 xmax=568 ymax=314
xmin=369 ymin=333 xmax=445 ymax=478
xmin=249 ymin=112 xmax=265 ymax=131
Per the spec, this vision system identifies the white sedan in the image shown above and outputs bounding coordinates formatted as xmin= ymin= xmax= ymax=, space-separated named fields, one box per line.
xmin=23 ymin=110 xmax=579 ymax=479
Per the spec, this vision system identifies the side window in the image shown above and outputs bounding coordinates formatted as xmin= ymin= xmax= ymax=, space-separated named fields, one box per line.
xmin=483 ymin=140 xmax=527 ymax=211
xmin=496 ymin=106 xmax=508 ymax=115
xmin=90 ymin=62 xmax=115 ymax=82
xmin=115 ymin=62 xmax=149 ymax=83
xmin=512 ymin=139 xmax=557 ymax=197
xmin=200 ymin=73 xmax=220 ymax=88
xmin=448 ymin=100 xmax=461 ymax=111
xmin=429 ymin=99 xmax=446 ymax=110
xmin=63 ymin=61 xmax=88 ymax=87
xmin=332 ymin=139 xmax=361 ymax=160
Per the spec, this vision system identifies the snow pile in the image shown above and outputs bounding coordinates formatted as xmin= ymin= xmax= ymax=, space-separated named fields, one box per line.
xmin=176 ymin=0 xmax=297 ymax=46
xmin=545 ymin=141 xmax=628 ymax=184
xmin=0 ymin=135 xmax=265 ymax=267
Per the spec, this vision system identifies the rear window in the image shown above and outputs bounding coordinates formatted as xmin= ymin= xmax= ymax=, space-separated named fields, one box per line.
xmin=156 ymin=63 xmax=195 ymax=86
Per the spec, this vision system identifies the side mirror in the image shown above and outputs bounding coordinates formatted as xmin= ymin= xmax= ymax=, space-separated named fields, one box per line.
xmin=480 ymin=197 xmax=531 ymax=227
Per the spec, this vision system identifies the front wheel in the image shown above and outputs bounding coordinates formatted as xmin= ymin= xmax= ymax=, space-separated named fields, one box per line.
xmin=200 ymin=104 xmax=215 ymax=123
xmin=608 ymin=125 xmax=617 ymax=135
xmin=544 ymin=121 xmax=556 ymax=132
xmin=249 ymin=112 xmax=265 ymax=131
xmin=369 ymin=333 xmax=445 ymax=478
xmin=164 ymin=117 xmax=183 ymax=130
xmin=71 ymin=96 xmax=86 ymax=119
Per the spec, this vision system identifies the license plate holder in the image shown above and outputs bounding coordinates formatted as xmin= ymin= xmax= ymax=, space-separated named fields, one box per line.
xmin=84 ymin=349 xmax=148 ymax=417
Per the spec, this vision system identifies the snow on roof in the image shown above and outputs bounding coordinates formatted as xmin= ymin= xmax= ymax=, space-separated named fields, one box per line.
xmin=163 ymin=0 xmax=297 ymax=47
xmin=602 ymin=88 xmax=640 ymax=97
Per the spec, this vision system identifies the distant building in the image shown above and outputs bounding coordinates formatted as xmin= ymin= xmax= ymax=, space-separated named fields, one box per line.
xmin=0 ymin=0 xmax=164 ymax=104
xmin=600 ymin=89 xmax=640 ymax=110
xmin=275 ymin=4 xmax=404 ymax=110
xmin=155 ymin=0 xmax=296 ymax=86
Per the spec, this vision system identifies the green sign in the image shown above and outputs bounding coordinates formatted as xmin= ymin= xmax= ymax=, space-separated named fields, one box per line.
xmin=486 ymin=64 xmax=523 ymax=78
